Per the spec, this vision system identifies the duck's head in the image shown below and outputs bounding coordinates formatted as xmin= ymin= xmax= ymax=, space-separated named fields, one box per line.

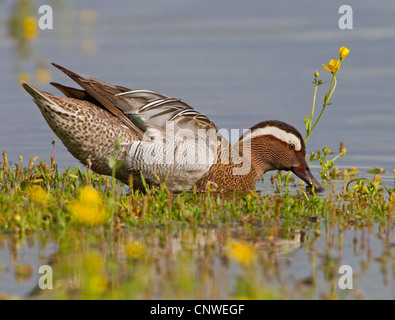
xmin=239 ymin=120 xmax=324 ymax=193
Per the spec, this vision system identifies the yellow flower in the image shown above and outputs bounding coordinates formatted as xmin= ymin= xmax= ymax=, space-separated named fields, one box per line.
xmin=18 ymin=73 xmax=31 ymax=83
xmin=314 ymin=70 xmax=320 ymax=78
xmin=69 ymin=202 xmax=107 ymax=226
xmin=339 ymin=46 xmax=350 ymax=60
xmin=323 ymin=59 xmax=340 ymax=74
xmin=125 ymin=240 xmax=147 ymax=259
xmin=227 ymin=240 xmax=255 ymax=266
xmin=36 ymin=67 xmax=52 ymax=84
xmin=87 ymin=275 xmax=108 ymax=294
xmin=340 ymin=148 xmax=347 ymax=156
xmin=82 ymin=252 xmax=108 ymax=294
xmin=69 ymin=187 xmax=108 ymax=226
xmin=27 ymin=185 xmax=49 ymax=204
xmin=82 ymin=252 xmax=105 ymax=273
xmin=23 ymin=16 xmax=38 ymax=39
xmin=390 ymin=192 xmax=395 ymax=205
xmin=79 ymin=186 xmax=102 ymax=204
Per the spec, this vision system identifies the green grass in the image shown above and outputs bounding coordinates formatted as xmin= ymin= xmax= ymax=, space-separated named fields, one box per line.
xmin=0 ymin=149 xmax=394 ymax=299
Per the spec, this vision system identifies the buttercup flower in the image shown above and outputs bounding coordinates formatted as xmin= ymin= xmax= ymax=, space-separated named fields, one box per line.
xmin=27 ymin=185 xmax=49 ymax=204
xmin=79 ymin=186 xmax=102 ymax=204
xmin=23 ymin=16 xmax=38 ymax=39
xmin=69 ymin=186 xmax=108 ymax=226
xmin=227 ymin=240 xmax=255 ymax=266
xmin=339 ymin=46 xmax=350 ymax=60
xmin=125 ymin=240 xmax=147 ymax=259
xmin=82 ymin=252 xmax=105 ymax=273
xmin=69 ymin=202 xmax=107 ymax=226
xmin=323 ymin=59 xmax=340 ymax=74
xmin=82 ymin=252 xmax=108 ymax=294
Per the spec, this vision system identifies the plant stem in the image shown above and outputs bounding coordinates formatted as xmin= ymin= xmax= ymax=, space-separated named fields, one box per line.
xmin=305 ymin=75 xmax=337 ymax=143
xmin=306 ymin=82 xmax=319 ymax=142
xmin=307 ymin=105 xmax=326 ymax=141
xmin=327 ymin=73 xmax=338 ymax=102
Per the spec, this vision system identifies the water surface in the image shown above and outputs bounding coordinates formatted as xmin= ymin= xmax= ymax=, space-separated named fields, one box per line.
xmin=0 ymin=0 xmax=394 ymax=299
xmin=1 ymin=0 xmax=394 ymax=176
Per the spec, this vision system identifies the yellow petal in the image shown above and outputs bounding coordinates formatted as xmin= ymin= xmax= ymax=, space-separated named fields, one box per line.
xmin=329 ymin=59 xmax=340 ymax=69
xmin=227 ymin=240 xmax=255 ymax=265
xmin=79 ymin=186 xmax=102 ymax=204
xmin=323 ymin=59 xmax=340 ymax=73
xmin=27 ymin=185 xmax=49 ymax=204
xmin=23 ymin=16 xmax=38 ymax=39
xmin=322 ymin=64 xmax=331 ymax=72
xmin=69 ymin=202 xmax=107 ymax=226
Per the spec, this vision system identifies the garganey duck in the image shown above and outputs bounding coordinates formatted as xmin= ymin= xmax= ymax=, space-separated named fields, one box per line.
xmin=21 ymin=63 xmax=324 ymax=193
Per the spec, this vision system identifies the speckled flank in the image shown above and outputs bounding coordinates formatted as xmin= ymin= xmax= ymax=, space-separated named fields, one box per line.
xmin=24 ymin=85 xmax=139 ymax=185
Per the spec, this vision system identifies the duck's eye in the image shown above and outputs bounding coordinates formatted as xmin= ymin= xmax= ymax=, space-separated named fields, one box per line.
xmin=288 ymin=143 xmax=295 ymax=151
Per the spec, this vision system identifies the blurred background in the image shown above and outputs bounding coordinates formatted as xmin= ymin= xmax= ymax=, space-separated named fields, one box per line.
xmin=1 ymin=0 xmax=395 ymax=182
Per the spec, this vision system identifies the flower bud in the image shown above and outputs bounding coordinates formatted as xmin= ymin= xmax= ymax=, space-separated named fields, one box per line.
xmin=339 ymin=46 xmax=350 ymax=60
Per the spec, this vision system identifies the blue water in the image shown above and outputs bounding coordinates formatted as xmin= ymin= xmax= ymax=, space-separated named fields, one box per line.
xmin=1 ymin=0 xmax=395 ymax=175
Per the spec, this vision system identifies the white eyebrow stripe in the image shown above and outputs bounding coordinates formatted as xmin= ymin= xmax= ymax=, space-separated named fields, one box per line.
xmin=242 ymin=126 xmax=302 ymax=151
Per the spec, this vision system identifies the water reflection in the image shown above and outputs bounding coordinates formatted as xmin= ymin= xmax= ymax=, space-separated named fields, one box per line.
xmin=7 ymin=0 xmax=97 ymax=84
xmin=1 ymin=0 xmax=395 ymax=300
xmin=8 ymin=0 xmax=37 ymax=60
xmin=0 ymin=233 xmax=57 ymax=299
xmin=1 ymin=222 xmax=390 ymax=299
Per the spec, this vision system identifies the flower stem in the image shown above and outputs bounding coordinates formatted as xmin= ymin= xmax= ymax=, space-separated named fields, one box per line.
xmin=327 ymin=73 xmax=337 ymax=101
xmin=305 ymin=74 xmax=337 ymax=143
xmin=307 ymin=104 xmax=326 ymax=141
xmin=305 ymin=82 xmax=319 ymax=142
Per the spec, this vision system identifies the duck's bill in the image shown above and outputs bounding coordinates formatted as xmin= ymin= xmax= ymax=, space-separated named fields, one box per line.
xmin=292 ymin=163 xmax=325 ymax=193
